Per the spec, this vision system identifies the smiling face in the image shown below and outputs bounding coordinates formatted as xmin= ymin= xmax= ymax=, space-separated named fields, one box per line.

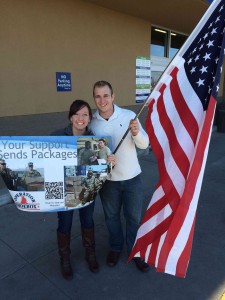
xmin=70 ymin=105 xmax=91 ymax=135
xmin=93 ymin=85 xmax=114 ymax=119
xmin=98 ymin=140 xmax=105 ymax=148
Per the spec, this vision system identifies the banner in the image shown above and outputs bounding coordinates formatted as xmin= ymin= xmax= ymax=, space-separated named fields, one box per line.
xmin=0 ymin=136 xmax=112 ymax=212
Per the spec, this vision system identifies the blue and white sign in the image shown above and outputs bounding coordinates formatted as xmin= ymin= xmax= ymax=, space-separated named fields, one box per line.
xmin=56 ymin=72 xmax=72 ymax=92
xmin=0 ymin=136 xmax=112 ymax=212
xmin=135 ymin=56 xmax=151 ymax=103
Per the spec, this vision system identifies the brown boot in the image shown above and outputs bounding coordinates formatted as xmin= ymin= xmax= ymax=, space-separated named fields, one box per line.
xmin=57 ymin=231 xmax=73 ymax=280
xmin=81 ymin=227 xmax=99 ymax=273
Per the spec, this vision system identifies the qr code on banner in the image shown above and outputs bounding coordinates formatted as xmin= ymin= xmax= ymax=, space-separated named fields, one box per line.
xmin=45 ymin=182 xmax=64 ymax=199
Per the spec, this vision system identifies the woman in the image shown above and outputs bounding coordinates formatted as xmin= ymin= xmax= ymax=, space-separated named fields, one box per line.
xmin=52 ymin=100 xmax=115 ymax=280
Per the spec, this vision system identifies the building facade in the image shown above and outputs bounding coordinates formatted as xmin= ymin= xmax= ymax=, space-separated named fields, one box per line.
xmin=1 ymin=0 xmax=221 ymax=117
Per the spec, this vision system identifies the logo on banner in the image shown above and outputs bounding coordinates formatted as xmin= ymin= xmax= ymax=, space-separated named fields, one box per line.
xmin=14 ymin=192 xmax=40 ymax=210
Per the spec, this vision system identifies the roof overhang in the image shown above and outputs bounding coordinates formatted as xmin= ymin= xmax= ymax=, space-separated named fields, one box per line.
xmin=81 ymin=0 xmax=209 ymax=34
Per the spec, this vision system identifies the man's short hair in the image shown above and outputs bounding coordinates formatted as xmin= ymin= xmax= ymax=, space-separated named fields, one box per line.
xmin=98 ymin=138 xmax=106 ymax=144
xmin=93 ymin=80 xmax=113 ymax=97
xmin=85 ymin=140 xmax=91 ymax=146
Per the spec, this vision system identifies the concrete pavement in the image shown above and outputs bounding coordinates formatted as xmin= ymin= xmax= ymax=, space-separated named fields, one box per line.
xmin=0 ymin=108 xmax=225 ymax=300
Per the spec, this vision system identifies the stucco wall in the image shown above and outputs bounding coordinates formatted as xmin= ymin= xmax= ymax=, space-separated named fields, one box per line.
xmin=0 ymin=0 xmax=150 ymax=117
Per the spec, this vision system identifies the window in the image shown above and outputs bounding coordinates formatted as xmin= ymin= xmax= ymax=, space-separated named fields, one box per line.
xmin=170 ymin=32 xmax=187 ymax=58
xmin=150 ymin=27 xmax=187 ymax=91
xmin=151 ymin=27 xmax=169 ymax=57
xmin=150 ymin=26 xmax=187 ymax=59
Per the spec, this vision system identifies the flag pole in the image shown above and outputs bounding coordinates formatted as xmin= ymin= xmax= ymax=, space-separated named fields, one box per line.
xmin=112 ymin=97 xmax=149 ymax=154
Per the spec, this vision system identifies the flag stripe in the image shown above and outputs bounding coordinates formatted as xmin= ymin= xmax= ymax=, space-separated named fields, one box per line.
xmin=131 ymin=212 xmax=173 ymax=256
xmin=151 ymin=100 xmax=184 ymax=202
xmin=147 ymin=238 xmax=159 ymax=265
xmin=175 ymin=217 xmax=196 ymax=277
xmin=130 ymin=0 xmax=225 ymax=278
xmin=147 ymin=101 xmax=181 ymax=208
xmin=170 ymin=67 xmax=199 ymax=144
xmin=139 ymin=203 xmax=172 ymax=238
xmin=163 ymin=79 xmax=195 ymax=162
xmin=141 ymin=194 xmax=168 ymax=223
xmin=157 ymin=85 xmax=190 ymax=178
xmin=146 ymin=184 xmax=164 ymax=208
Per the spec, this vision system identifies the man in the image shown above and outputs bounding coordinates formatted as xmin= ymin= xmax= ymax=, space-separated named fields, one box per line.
xmin=97 ymin=138 xmax=110 ymax=162
xmin=19 ymin=162 xmax=42 ymax=191
xmin=0 ymin=159 xmax=17 ymax=190
xmin=79 ymin=140 xmax=98 ymax=165
xmin=90 ymin=80 xmax=150 ymax=272
xmin=79 ymin=170 xmax=96 ymax=205
xmin=21 ymin=162 xmax=41 ymax=180
xmin=94 ymin=172 xmax=104 ymax=192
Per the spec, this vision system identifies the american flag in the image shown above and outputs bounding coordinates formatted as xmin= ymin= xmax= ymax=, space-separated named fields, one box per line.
xmin=129 ymin=0 xmax=225 ymax=278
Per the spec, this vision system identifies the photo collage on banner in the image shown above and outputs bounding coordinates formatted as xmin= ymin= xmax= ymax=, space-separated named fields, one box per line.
xmin=0 ymin=136 xmax=112 ymax=212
